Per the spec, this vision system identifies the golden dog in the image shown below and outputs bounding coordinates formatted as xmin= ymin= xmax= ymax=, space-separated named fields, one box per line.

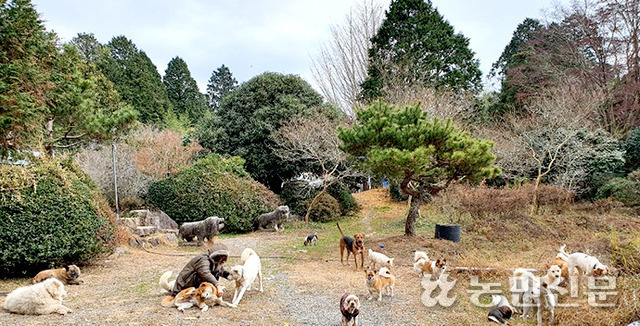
xmin=364 ymin=266 xmax=395 ymax=301
xmin=33 ymin=264 xmax=83 ymax=285
xmin=162 ymin=282 xmax=234 ymax=311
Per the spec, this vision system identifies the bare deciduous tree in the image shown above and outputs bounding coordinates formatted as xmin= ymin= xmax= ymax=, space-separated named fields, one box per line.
xmin=272 ymin=113 xmax=356 ymax=224
xmin=311 ymin=0 xmax=386 ymax=116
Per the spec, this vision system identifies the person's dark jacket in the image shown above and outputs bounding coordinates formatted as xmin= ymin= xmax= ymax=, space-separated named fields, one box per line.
xmin=171 ymin=243 xmax=231 ymax=296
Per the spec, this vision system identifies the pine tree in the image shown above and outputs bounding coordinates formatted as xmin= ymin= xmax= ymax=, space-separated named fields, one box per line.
xmin=99 ymin=36 xmax=171 ymax=124
xmin=163 ymin=57 xmax=207 ymax=125
xmin=339 ymin=101 xmax=499 ymax=236
xmin=206 ymin=65 xmax=237 ymax=110
xmin=360 ymin=0 xmax=482 ymax=102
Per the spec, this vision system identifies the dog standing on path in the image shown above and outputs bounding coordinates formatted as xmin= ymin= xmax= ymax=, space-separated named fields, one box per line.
xmin=337 ymin=222 xmax=365 ymax=270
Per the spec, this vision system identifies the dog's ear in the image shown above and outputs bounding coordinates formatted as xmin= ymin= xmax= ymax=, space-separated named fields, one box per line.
xmin=543 ymin=263 xmax=550 ymax=270
xmin=63 ymin=264 xmax=70 ymax=271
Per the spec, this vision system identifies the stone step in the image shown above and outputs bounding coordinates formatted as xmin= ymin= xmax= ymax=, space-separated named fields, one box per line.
xmin=135 ymin=226 xmax=157 ymax=237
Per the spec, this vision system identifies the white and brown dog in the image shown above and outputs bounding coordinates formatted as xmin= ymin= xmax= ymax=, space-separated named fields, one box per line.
xmin=511 ymin=268 xmax=555 ymax=326
xmin=339 ymin=293 xmax=360 ymax=326
xmin=229 ymin=248 xmax=263 ymax=306
xmin=162 ymin=281 xmax=234 ymax=311
xmin=364 ymin=266 xmax=395 ymax=301
xmin=413 ymin=250 xmax=447 ymax=281
xmin=368 ymin=249 xmax=394 ymax=270
xmin=558 ymin=244 xmax=610 ymax=279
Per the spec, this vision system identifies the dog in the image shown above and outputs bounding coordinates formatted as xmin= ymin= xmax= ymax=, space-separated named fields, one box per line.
xmin=256 ymin=206 xmax=289 ymax=231
xmin=3 ymin=278 xmax=73 ymax=315
xmin=340 ymin=293 xmax=360 ymax=326
xmin=488 ymin=294 xmax=517 ymax=325
xmin=337 ymin=222 xmax=365 ymax=270
xmin=364 ymin=266 xmax=395 ymax=301
xmin=552 ymin=256 xmax=570 ymax=280
xmin=304 ymin=232 xmax=319 ymax=246
xmin=159 ymin=271 xmax=176 ymax=294
xmin=33 ymin=264 xmax=83 ymax=285
xmin=179 ymin=216 xmax=225 ymax=246
xmin=557 ymin=244 xmax=610 ymax=279
xmin=413 ymin=251 xmax=447 ymax=281
xmin=540 ymin=264 xmax=564 ymax=289
xmin=229 ymin=248 xmax=263 ymax=305
xmin=511 ymin=268 xmax=555 ymax=326
xmin=161 ymin=281 xmax=234 ymax=311
xmin=368 ymin=249 xmax=394 ymax=270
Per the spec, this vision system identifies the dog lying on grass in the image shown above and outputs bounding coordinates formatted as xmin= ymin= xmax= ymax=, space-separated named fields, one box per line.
xmin=3 ymin=278 xmax=73 ymax=315
xmin=488 ymin=294 xmax=517 ymax=325
xmin=229 ymin=248 xmax=263 ymax=306
xmin=33 ymin=264 xmax=83 ymax=285
xmin=161 ymin=282 xmax=235 ymax=311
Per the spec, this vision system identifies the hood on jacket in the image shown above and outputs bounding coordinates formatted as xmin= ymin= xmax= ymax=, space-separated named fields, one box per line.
xmin=208 ymin=243 xmax=229 ymax=261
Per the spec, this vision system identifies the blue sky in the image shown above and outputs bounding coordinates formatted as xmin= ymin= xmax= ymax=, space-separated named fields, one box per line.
xmin=31 ymin=0 xmax=564 ymax=93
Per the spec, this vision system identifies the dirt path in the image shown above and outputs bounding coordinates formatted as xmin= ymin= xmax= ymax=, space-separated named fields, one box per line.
xmin=0 ymin=229 xmax=442 ymax=326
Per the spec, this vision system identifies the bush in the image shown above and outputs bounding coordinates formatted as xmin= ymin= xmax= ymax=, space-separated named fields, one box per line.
xmin=303 ymin=192 xmax=341 ymax=222
xmin=0 ymin=158 xmax=115 ymax=276
xmin=281 ymin=180 xmax=359 ymax=218
xmin=327 ymin=182 xmax=359 ymax=215
xmin=597 ymin=177 xmax=640 ymax=207
xmin=624 ymin=126 xmax=640 ymax=172
xmin=147 ymin=155 xmax=280 ymax=233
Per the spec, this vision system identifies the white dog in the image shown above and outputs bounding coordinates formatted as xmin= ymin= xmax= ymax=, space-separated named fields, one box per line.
xmin=368 ymin=249 xmax=394 ymax=270
xmin=558 ymin=245 xmax=610 ymax=279
xmin=229 ymin=248 xmax=263 ymax=305
xmin=159 ymin=270 xmax=176 ymax=294
xmin=413 ymin=250 xmax=447 ymax=281
xmin=510 ymin=268 xmax=556 ymax=326
xmin=3 ymin=278 xmax=73 ymax=315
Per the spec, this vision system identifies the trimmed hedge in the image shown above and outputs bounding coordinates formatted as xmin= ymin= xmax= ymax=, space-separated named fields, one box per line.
xmin=303 ymin=192 xmax=341 ymax=222
xmin=147 ymin=155 xmax=279 ymax=233
xmin=0 ymin=159 xmax=115 ymax=277
xmin=597 ymin=176 xmax=640 ymax=207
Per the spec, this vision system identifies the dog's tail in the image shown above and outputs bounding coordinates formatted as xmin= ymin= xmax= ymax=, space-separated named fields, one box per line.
xmin=159 ymin=271 xmax=175 ymax=293
xmin=336 ymin=222 xmax=346 ymax=239
xmin=160 ymin=295 xmax=176 ymax=307
xmin=241 ymin=248 xmax=257 ymax=264
xmin=378 ymin=267 xmax=393 ymax=278
xmin=557 ymin=244 xmax=570 ymax=260
xmin=414 ymin=250 xmax=428 ymax=263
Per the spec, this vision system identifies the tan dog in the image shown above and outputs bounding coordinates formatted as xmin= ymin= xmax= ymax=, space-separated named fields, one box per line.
xmin=340 ymin=293 xmax=360 ymax=326
xmin=364 ymin=266 xmax=395 ymax=301
xmin=162 ymin=282 xmax=233 ymax=311
xmin=33 ymin=264 xmax=83 ymax=285
xmin=337 ymin=222 xmax=365 ymax=270
xmin=553 ymin=256 xmax=570 ymax=280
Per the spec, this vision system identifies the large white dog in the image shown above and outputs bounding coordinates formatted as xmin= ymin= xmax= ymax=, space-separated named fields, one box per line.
xmin=3 ymin=278 xmax=73 ymax=315
xmin=229 ymin=248 xmax=263 ymax=305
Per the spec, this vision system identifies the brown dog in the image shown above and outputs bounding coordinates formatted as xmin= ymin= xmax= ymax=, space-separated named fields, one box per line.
xmin=161 ymin=282 xmax=234 ymax=311
xmin=33 ymin=264 xmax=83 ymax=285
xmin=337 ymin=222 xmax=365 ymax=270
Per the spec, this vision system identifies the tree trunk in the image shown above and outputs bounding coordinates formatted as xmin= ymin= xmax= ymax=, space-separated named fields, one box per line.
xmin=304 ymin=189 xmax=325 ymax=226
xmin=531 ymin=175 xmax=542 ymax=215
xmin=405 ymin=195 xmax=421 ymax=236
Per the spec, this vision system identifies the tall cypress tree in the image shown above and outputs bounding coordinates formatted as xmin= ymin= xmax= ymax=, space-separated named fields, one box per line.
xmin=361 ymin=0 xmax=482 ymax=102
xmin=163 ymin=57 xmax=207 ymax=125
xmin=99 ymin=36 xmax=171 ymax=124
xmin=206 ymin=64 xmax=237 ymax=110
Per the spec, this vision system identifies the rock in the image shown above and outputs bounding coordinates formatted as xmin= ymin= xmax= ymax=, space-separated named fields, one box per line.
xmin=129 ymin=235 xmax=144 ymax=248
xmin=151 ymin=210 xmax=179 ymax=230
xmin=164 ymin=232 xmax=178 ymax=243
xmin=118 ymin=218 xmax=139 ymax=229
xmin=135 ymin=226 xmax=157 ymax=237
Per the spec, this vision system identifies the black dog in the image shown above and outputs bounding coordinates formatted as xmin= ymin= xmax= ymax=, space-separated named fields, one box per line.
xmin=488 ymin=295 xmax=516 ymax=325
xmin=304 ymin=232 xmax=318 ymax=246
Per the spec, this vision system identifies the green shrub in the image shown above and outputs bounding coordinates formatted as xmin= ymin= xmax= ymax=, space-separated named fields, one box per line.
xmin=0 ymin=158 xmax=115 ymax=277
xmin=147 ymin=155 xmax=279 ymax=233
xmin=303 ymin=192 xmax=341 ymax=222
xmin=327 ymin=182 xmax=359 ymax=215
xmin=624 ymin=126 xmax=640 ymax=172
xmin=597 ymin=177 xmax=640 ymax=207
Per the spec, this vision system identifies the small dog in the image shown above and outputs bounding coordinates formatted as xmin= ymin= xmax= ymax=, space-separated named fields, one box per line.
xmin=488 ymin=294 xmax=517 ymax=325
xmin=364 ymin=266 xmax=395 ymax=301
xmin=558 ymin=244 xmax=610 ymax=278
xmin=33 ymin=264 xmax=83 ymax=285
xmin=540 ymin=264 xmax=564 ymax=288
xmin=510 ymin=268 xmax=537 ymax=313
xmin=304 ymin=232 xmax=319 ymax=246
xmin=340 ymin=293 xmax=360 ymax=326
xmin=368 ymin=249 xmax=394 ymax=270
xmin=413 ymin=251 xmax=447 ymax=281
xmin=552 ymin=256 xmax=570 ymax=280
xmin=162 ymin=282 xmax=234 ymax=311
xmin=337 ymin=222 xmax=365 ymax=270
xmin=229 ymin=248 xmax=263 ymax=306
xmin=3 ymin=278 xmax=73 ymax=315
xmin=511 ymin=268 xmax=555 ymax=326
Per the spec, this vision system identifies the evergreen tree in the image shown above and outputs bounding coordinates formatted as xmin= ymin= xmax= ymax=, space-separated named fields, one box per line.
xmin=99 ymin=36 xmax=171 ymax=124
xmin=70 ymin=32 xmax=105 ymax=64
xmin=207 ymin=72 xmax=330 ymax=192
xmin=206 ymin=64 xmax=237 ymax=110
xmin=360 ymin=0 xmax=482 ymax=103
xmin=163 ymin=57 xmax=207 ymax=125
xmin=339 ymin=101 xmax=499 ymax=236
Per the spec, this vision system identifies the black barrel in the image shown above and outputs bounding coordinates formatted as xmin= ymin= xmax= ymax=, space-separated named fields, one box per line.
xmin=434 ymin=224 xmax=461 ymax=243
